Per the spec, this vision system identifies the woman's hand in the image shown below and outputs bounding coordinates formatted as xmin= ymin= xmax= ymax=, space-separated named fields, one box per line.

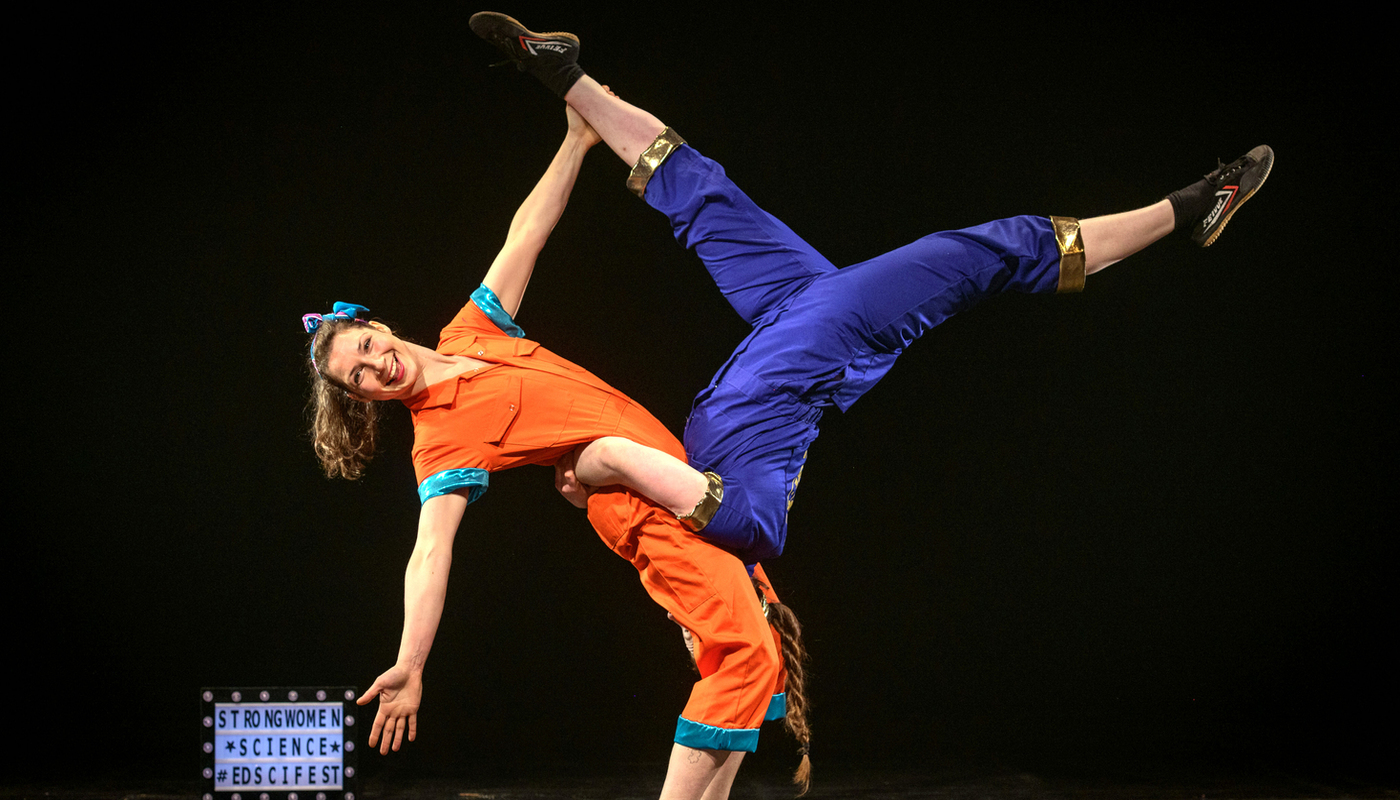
xmin=565 ymin=104 xmax=600 ymax=148
xmin=554 ymin=447 xmax=593 ymax=509
xmin=565 ymin=84 xmax=614 ymax=149
xmin=357 ymin=664 xmax=423 ymax=754
xmin=668 ymin=611 xmax=697 ymax=662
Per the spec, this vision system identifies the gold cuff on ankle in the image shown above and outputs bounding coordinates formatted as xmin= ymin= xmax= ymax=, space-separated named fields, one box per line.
xmin=677 ymin=471 xmax=723 ymax=532
xmin=1050 ymin=216 xmax=1086 ymax=294
xmin=626 ymin=127 xmax=686 ymax=198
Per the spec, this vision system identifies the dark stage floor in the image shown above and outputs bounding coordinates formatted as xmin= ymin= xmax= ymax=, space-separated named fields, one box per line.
xmin=7 ymin=755 xmax=1396 ymax=800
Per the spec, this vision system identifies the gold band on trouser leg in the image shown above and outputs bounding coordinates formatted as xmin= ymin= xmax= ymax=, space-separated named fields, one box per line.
xmin=677 ymin=471 xmax=724 ymax=532
xmin=626 ymin=127 xmax=686 ymax=198
xmin=1050 ymin=215 xmax=1086 ymax=294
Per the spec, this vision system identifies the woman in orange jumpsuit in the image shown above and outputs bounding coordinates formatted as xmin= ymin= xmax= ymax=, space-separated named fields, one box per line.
xmin=304 ymin=99 xmax=805 ymax=800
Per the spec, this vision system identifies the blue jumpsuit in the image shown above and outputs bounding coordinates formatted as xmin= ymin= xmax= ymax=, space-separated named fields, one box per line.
xmin=645 ymin=145 xmax=1074 ymax=564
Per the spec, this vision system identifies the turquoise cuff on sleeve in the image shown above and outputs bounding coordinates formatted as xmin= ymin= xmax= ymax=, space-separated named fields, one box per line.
xmin=674 ymin=716 xmax=760 ymax=753
xmin=471 ymin=283 xmax=525 ymax=338
xmin=418 ymin=468 xmax=489 ymax=504
xmin=764 ymin=692 xmax=787 ymax=722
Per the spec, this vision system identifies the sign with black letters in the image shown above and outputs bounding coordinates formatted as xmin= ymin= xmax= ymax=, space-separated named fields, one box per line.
xmin=200 ymin=686 xmax=359 ymax=800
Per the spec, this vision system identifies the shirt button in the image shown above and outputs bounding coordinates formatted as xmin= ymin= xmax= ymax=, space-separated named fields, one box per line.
xmin=477 ymin=350 xmax=484 ymax=356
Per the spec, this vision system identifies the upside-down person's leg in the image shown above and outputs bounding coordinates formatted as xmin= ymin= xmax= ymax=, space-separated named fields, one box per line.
xmin=673 ymin=146 xmax=1278 ymax=561
xmin=639 ymin=144 xmax=840 ymax=327
xmin=468 ymin=11 xmax=662 ymax=164
xmin=567 ymin=77 xmax=842 ymax=326
xmin=469 ymin=13 xmax=836 ymax=327
xmin=563 ymin=80 xmax=840 ymax=327
xmin=1080 ymin=141 xmax=1274 ymax=271
xmin=711 ymin=145 xmax=1279 ymax=419
xmin=1084 ymin=144 xmax=1275 ymax=270
xmin=1080 ymin=199 xmax=1175 ymax=274
xmin=563 ymin=76 xmax=668 ymax=167
xmin=976 ymin=145 xmax=1277 ymax=278
xmin=468 ymin=13 xmax=668 ymax=168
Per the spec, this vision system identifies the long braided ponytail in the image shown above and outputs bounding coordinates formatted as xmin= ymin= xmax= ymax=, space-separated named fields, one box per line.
xmin=755 ymin=578 xmax=812 ymax=795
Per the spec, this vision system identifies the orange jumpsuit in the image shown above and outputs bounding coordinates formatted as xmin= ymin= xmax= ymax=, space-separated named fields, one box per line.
xmin=403 ymin=286 xmax=782 ymax=752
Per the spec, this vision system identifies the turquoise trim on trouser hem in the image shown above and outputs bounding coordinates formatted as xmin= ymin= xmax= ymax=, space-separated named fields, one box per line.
xmin=470 ymin=283 xmax=525 ymax=338
xmin=764 ymin=692 xmax=787 ymax=722
xmin=418 ymin=468 xmax=489 ymax=504
xmin=674 ymin=717 xmax=760 ymax=753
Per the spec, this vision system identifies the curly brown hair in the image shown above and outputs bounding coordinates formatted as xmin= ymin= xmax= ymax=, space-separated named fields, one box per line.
xmin=306 ymin=317 xmax=383 ymax=479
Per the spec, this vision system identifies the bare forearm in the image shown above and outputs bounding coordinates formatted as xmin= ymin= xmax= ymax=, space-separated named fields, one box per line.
xmin=506 ymin=133 xmax=591 ymax=247
xmin=394 ymin=544 xmax=452 ymax=675
xmin=485 ymin=132 xmax=594 ymax=314
xmin=392 ymin=493 xmax=466 ymax=676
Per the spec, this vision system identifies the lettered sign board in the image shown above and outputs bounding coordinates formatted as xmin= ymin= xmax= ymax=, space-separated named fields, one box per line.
xmin=200 ymin=687 xmax=360 ymax=800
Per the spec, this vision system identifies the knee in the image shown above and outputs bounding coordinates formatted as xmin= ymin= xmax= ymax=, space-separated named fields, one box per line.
xmin=746 ymin=628 xmax=783 ymax=702
xmin=692 ymin=603 xmax=781 ymax=684
xmin=698 ymin=621 xmax=779 ymax=687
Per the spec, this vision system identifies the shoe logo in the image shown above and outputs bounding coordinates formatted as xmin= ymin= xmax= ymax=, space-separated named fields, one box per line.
xmin=519 ymin=36 xmax=570 ymax=56
xmin=1202 ymin=185 xmax=1239 ymax=230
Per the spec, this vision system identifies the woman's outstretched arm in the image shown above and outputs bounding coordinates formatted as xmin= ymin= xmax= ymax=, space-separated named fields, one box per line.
xmin=356 ymin=490 xmax=468 ymax=754
xmin=481 ymin=104 xmax=602 ymax=317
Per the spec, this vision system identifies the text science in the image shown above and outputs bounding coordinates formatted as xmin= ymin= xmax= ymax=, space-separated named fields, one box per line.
xmin=201 ymin=687 xmax=359 ymax=800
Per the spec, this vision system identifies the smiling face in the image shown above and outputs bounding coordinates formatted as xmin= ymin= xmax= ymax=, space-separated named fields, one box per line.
xmin=322 ymin=322 xmax=419 ymax=401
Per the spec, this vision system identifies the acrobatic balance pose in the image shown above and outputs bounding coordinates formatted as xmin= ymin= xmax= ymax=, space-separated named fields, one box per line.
xmin=305 ymin=11 xmax=1272 ymax=799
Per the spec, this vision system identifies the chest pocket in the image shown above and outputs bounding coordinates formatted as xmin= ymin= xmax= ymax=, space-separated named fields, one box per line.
xmin=483 ymin=373 xmax=582 ymax=448
xmin=482 ymin=376 xmax=522 ymax=446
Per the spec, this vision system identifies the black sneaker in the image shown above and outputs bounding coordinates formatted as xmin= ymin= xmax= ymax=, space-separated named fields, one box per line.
xmin=469 ymin=12 xmax=585 ymax=98
xmin=1175 ymin=145 xmax=1274 ymax=247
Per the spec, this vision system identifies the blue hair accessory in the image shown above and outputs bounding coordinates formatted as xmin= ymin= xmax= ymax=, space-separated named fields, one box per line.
xmin=303 ymin=302 xmax=370 ymax=334
xmin=303 ymin=302 xmax=370 ymax=372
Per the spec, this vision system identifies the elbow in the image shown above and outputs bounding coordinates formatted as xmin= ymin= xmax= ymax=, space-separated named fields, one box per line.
xmin=417 ymin=545 xmax=453 ymax=568
xmin=506 ymin=223 xmax=551 ymax=252
xmin=408 ymin=540 xmax=454 ymax=573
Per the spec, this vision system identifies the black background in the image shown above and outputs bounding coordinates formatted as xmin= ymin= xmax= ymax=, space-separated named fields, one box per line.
xmin=12 ymin=3 xmax=1392 ymax=788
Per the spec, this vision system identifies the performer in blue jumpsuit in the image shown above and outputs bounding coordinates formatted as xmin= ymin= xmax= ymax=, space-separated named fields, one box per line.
xmin=646 ymin=143 xmax=1087 ymax=563
xmin=472 ymin=13 xmax=1274 ymax=569
xmin=464 ymin=13 xmax=1273 ymax=800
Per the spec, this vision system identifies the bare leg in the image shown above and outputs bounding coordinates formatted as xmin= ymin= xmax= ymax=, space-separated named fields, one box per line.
xmin=1081 ymin=199 xmax=1175 ymax=275
xmin=564 ymin=75 xmax=667 ymax=166
xmin=562 ymin=73 xmax=1178 ymax=279
xmin=659 ymin=744 xmax=743 ymax=800
xmin=572 ymin=437 xmax=708 ymax=516
xmin=699 ymin=750 xmax=746 ymax=800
